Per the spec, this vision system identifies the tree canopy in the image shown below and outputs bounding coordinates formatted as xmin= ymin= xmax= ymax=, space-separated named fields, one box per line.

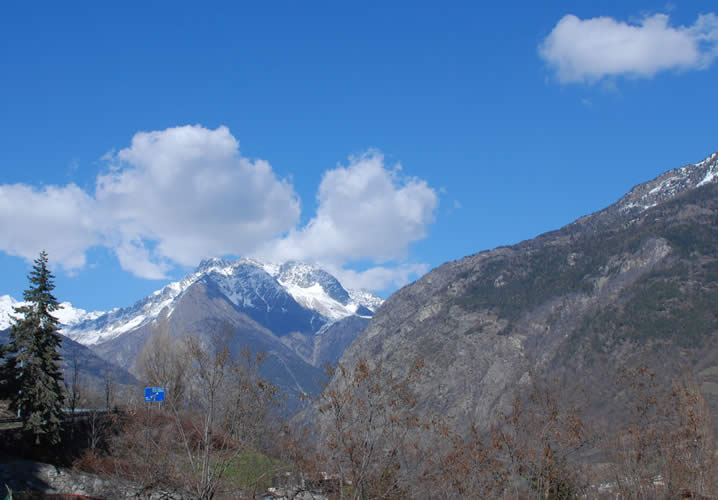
xmin=2 ymin=250 xmax=65 ymax=445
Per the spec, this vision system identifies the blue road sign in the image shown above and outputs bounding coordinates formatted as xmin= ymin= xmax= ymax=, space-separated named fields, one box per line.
xmin=144 ymin=386 xmax=166 ymax=402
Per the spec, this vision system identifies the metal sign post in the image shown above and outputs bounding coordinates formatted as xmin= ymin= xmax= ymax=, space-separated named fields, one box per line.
xmin=145 ymin=386 xmax=165 ymax=413
xmin=144 ymin=386 xmax=166 ymax=403
xmin=143 ymin=386 xmax=166 ymax=462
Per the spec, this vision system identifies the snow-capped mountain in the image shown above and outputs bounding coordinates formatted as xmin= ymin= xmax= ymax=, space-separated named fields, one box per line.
xmin=0 ymin=295 xmax=137 ymax=391
xmin=62 ymin=258 xmax=382 ymax=346
xmin=43 ymin=258 xmax=383 ymax=404
xmin=0 ymin=295 xmax=17 ymax=330
xmin=0 ymin=294 xmax=105 ymax=331
xmin=618 ymin=151 xmax=718 ymax=213
xmin=348 ymin=289 xmax=384 ymax=312
xmin=571 ymin=150 xmax=718 ymax=232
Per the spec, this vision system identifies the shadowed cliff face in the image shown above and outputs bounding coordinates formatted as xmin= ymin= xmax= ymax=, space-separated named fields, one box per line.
xmin=338 ymin=156 xmax=718 ymax=432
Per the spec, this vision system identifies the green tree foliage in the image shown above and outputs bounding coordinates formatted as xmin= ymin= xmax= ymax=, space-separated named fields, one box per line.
xmin=3 ymin=250 xmax=65 ymax=445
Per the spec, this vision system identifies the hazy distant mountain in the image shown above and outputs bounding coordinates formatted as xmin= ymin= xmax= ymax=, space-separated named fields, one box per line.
xmin=336 ymin=150 xmax=718 ymax=431
xmin=0 ymin=297 xmax=135 ymax=392
xmin=0 ymin=295 xmax=105 ymax=332
xmin=0 ymin=328 xmax=136 ymax=392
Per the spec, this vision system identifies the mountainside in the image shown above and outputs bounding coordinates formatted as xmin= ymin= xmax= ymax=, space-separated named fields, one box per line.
xmin=0 ymin=328 xmax=136 ymax=392
xmin=90 ymin=281 xmax=327 ymax=404
xmin=338 ymin=150 xmax=718 ymax=431
xmin=47 ymin=258 xmax=383 ymax=403
xmin=61 ymin=258 xmax=379 ymax=347
xmin=280 ymin=315 xmax=372 ymax=369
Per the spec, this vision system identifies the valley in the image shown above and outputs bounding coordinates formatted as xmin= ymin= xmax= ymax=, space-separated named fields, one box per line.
xmin=2 ymin=149 xmax=718 ymax=498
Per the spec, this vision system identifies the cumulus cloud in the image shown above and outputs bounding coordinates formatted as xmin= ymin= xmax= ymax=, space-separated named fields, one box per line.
xmin=539 ymin=12 xmax=718 ymax=83
xmin=0 ymin=183 xmax=98 ymax=271
xmin=0 ymin=126 xmax=437 ymax=291
xmin=330 ymin=263 xmax=430 ymax=292
xmin=257 ymin=151 xmax=438 ymax=288
xmin=96 ymin=125 xmax=300 ymax=270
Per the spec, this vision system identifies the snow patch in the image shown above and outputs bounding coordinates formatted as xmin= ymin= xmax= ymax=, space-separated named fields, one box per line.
xmin=279 ymin=281 xmax=354 ymax=321
xmin=698 ymin=171 xmax=716 ymax=187
xmin=619 ymin=151 xmax=718 ymax=214
xmin=0 ymin=295 xmax=19 ymax=330
xmin=0 ymin=295 xmax=106 ymax=332
xmin=347 ymin=289 xmax=383 ymax=311
xmin=57 ymin=257 xmax=384 ymax=346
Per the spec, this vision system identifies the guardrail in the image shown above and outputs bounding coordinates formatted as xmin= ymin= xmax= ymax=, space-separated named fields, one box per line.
xmin=0 ymin=408 xmax=115 ymax=426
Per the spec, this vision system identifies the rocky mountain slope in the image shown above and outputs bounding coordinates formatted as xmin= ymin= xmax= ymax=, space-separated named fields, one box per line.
xmin=40 ymin=259 xmax=382 ymax=403
xmin=338 ymin=150 xmax=718 ymax=431
xmin=60 ymin=259 xmax=378 ymax=346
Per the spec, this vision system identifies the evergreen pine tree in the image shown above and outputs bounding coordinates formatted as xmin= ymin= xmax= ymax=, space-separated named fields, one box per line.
xmin=4 ymin=251 xmax=65 ymax=445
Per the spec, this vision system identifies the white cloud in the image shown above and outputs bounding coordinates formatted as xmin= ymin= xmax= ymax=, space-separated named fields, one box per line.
xmin=539 ymin=12 xmax=718 ymax=83
xmin=0 ymin=183 xmax=98 ymax=271
xmin=257 ymin=151 xmax=438 ymax=287
xmin=113 ymin=238 xmax=171 ymax=280
xmin=96 ymin=125 xmax=300 ymax=270
xmin=330 ymin=263 xmax=430 ymax=292
xmin=0 ymin=126 xmax=438 ymax=292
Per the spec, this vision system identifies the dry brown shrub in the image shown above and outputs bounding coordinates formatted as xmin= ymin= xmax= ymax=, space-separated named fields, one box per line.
xmin=604 ymin=366 xmax=718 ymax=499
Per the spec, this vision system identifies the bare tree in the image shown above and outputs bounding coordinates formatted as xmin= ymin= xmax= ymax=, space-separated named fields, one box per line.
xmin=139 ymin=328 xmax=190 ymax=410
xmin=316 ymin=358 xmax=425 ymax=500
xmin=173 ymin=328 xmax=279 ymax=499
xmin=606 ymin=366 xmax=718 ymax=499
xmin=64 ymin=356 xmax=82 ymax=426
xmin=103 ymin=369 xmax=115 ymax=410
xmin=83 ymin=327 xmax=280 ymax=498
xmin=87 ymin=406 xmax=108 ymax=455
xmin=491 ymin=378 xmax=591 ymax=499
xmin=418 ymin=422 xmax=507 ymax=499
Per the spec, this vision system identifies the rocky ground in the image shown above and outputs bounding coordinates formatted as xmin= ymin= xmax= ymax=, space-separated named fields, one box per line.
xmin=0 ymin=458 xmax=331 ymax=499
xmin=0 ymin=459 xmax=191 ymax=499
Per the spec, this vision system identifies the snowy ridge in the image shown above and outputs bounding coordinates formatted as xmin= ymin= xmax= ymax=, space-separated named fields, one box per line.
xmin=239 ymin=259 xmax=382 ymax=320
xmin=64 ymin=276 xmax=193 ymax=345
xmin=61 ymin=258 xmax=383 ymax=346
xmin=0 ymin=294 xmax=105 ymax=331
xmin=64 ymin=257 xmax=274 ymax=344
xmin=348 ymin=289 xmax=384 ymax=311
xmin=618 ymin=151 xmax=718 ymax=214
xmin=279 ymin=282 xmax=354 ymax=321
xmin=271 ymin=261 xmax=381 ymax=320
xmin=54 ymin=302 xmax=106 ymax=326
xmin=0 ymin=295 xmax=18 ymax=330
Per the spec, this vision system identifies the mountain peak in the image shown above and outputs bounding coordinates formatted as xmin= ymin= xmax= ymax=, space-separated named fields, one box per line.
xmin=568 ymin=150 xmax=718 ymax=234
xmin=618 ymin=150 xmax=718 ymax=214
xmin=276 ymin=261 xmax=351 ymax=305
xmin=196 ymin=257 xmax=233 ymax=274
xmin=63 ymin=256 xmax=384 ymax=345
xmin=337 ymin=148 xmax=718 ymax=437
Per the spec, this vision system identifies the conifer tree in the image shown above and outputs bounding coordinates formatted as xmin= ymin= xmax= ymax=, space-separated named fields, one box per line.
xmin=4 ymin=251 xmax=65 ymax=445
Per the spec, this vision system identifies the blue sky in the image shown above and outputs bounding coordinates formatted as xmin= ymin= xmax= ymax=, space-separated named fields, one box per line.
xmin=1 ymin=1 xmax=717 ymax=311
